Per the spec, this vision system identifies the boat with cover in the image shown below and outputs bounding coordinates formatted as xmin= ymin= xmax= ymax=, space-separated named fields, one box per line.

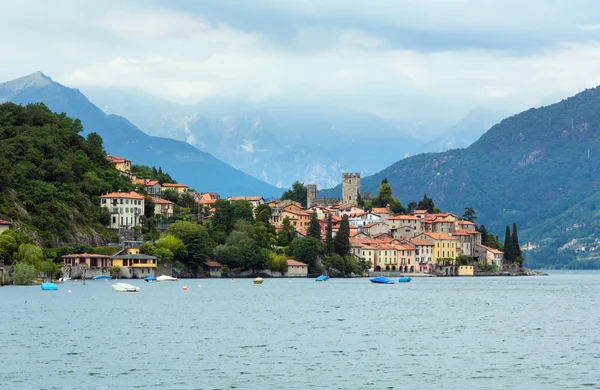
xmin=398 ymin=277 xmax=412 ymax=283
xmin=253 ymin=277 xmax=263 ymax=284
xmin=144 ymin=275 xmax=157 ymax=282
xmin=58 ymin=277 xmax=71 ymax=283
xmin=111 ymin=283 xmax=140 ymax=292
xmin=370 ymin=276 xmax=394 ymax=284
xmin=41 ymin=282 xmax=58 ymax=290
xmin=316 ymin=275 xmax=329 ymax=281
xmin=156 ymin=275 xmax=178 ymax=282
xmin=92 ymin=275 xmax=112 ymax=280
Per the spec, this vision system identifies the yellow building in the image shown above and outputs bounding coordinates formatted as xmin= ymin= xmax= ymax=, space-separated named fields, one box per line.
xmin=162 ymin=183 xmax=189 ymax=194
xmin=112 ymin=253 xmax=157 ymax=278
xmin=107 ymin=155 xmax=132 ymax=173
xmin=458 ymin=265 xmax=474 ymax=276
xmin=417 ymin=232 xmax=457 ymax=265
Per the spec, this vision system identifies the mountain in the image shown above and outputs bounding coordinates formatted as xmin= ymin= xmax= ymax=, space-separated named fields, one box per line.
xmin=0 ymin=73 xmax=281 ymax=197
xmin=423 ymin=108 xmax=508 ymax=153
xmin=84 ymin=87 xmax=424 ymax=188
xmin=322 ymin=87 xmax=600 ymax=267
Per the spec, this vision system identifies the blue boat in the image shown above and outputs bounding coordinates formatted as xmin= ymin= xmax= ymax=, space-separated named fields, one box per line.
xmin=398 ymin=277 xmax=412 ymax=283
xmin=92 ymin=275 xmax=112 ymax=280
xmin=315 ymin=275 xmax=329 ymax=282
xmin=41 ymin=282 xmax=58 ymax=290
xmin=144 ymin=275 xmax=157 ymax=282
xmin=370 ymin=276 xmax=394 ymax=284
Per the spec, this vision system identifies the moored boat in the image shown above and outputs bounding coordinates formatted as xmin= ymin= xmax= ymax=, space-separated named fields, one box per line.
xmin=253 ymin=277 xmax=263 ymax=284
xmin=156 ymin=275 xmax=178 ymax=282
xmin=398 ymin=277 xmax=412 ymax=283
xmin=370 ymin=276 xmax=394 ymax=284
xmin=315 ymin=275 xmax=329 ymax=282
xmin=111 ymin=283 xmax=140 ymax=292
xmin=144 ymin=275 xmax=157 ymax=282
xmin=41 ymin=282 xmax=58 ymax=290
xmin=92 ymin=275 xmax=112 ymax=280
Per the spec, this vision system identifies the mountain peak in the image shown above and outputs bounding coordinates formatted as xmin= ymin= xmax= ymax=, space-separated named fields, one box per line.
xmin=0 ymin=71 xmax=54 ymax=94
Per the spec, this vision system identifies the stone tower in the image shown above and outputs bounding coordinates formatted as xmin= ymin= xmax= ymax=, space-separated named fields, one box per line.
xmin=342 ymin=173 xmax=360 ymax=205
xmin=307 ymin=184 xmax=317 ymax=208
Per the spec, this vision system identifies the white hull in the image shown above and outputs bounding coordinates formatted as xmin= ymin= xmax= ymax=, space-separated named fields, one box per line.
xmin=112 ymin=283 xmax=140 ymax=292
xmin=156 ymin=275 xmax=178 ymax=282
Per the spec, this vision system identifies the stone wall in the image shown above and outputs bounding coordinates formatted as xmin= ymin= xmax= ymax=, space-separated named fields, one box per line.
xmin=342 ymin=173 xmax=360 ymax=205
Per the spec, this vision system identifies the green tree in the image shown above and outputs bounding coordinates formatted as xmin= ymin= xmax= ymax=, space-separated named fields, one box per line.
xmin=40 ymin=260 xmax=59 ymax=280
xmin=212 ymin=199 xmax=235 ymax=233
xmin=255 ymin=223 xmax=275 ymax=249
xmin=325 ymin=214 xmax=333 ymax=256
xmin=407 ymin=201 xmax=417 ymax=214
xmin=73 ymin=242 xmax=93 ymax=254
xmin=166 ymin=220 xmax=199 ymax=239
xmin=179 ymin=226 xmax=212 ymax=269
xmin=162 ymin=189 xmax=180 ymax=203
xmin=13 ymin=263 xmax=36 ymax=285
xmin=462 ymin=207 xmax=477 ymax=222
xmin=254 ymin=204 xmax=273 ymax=224
xmin=232 ymin=200 xmax=255 ymax=224
xmin=356 ymin=190 xmax=365 ymax=208
xmin=156 ymin=234 xmax=187 ymax=262
xmin=154 ymin=248 xmax=174 ymax=264
xmin=333 ymin=214 xmax=351 ymax=256
xmin=16 ymin=243 xmax=44 ymax=273
xmin=512 ymin=222 xmax=523 ymax=267
xmin=140 ymin=242 xmax=157 ymax=255
xmin=277 ymin=217 xmax=295 ymax=246
xmin=371 ymin=180 xmax=404 ymax=214
xmin=417 ymin=194 xmax=435 ymax=213
xmin=0 ymin=233 xmax=18 ymax=265
xmin=281 ymin=181 xmax=308 ymax=207
xmin=477 ymin=224 xmax=489 ymax=245
xmin=503 ymin=225 xmax=514 ymax=263
xmin=144 ymin=196 xmax=156 ymax=218
xmin=292 ymin=237 xmax=322 ymax=271
xmin=307 ymin=211 xmax=321 ymax=239
xmin=269 ymin=252 xmax=288 ymax=273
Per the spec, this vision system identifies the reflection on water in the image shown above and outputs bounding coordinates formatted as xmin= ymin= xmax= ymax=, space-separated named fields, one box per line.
xmin=1 ymin=273 xmax=600 ymax=389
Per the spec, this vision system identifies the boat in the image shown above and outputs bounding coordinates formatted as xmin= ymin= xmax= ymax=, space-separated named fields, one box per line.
xmin=398 ymin=277 xmax=412 ymax=283
xmin=41 ymin=282 xmax=58 ymax=290
xmin=92 ymin=275 xmax=112 ymax=280
xmin=156 ymin=275 xmax=178 ymax=282
xmin=111 ymin=283 xmax=140 ymax=292
xmin=253 ymin=277 xmax=263 ymax=284
xmin=370 ymin=276 xmax=394 ymax=284
xmin=58 ymin=277 xmax=71 ymax=283
xmin=315 ymin=275 xmax=329 ymax=282
xmin=144 ymin=275 xmax=157 ymax=282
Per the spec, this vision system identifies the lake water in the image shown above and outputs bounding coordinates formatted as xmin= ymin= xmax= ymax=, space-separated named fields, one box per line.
xmin=1 ymin=272 xmax=599 ymax=390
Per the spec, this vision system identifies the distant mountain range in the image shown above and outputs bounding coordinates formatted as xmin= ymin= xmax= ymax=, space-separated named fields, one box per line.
xmin=84 ymin=87 xmax=503 ymax=189
xmin=0 ymin=72 xmax=281 ymax=197
xmin=322 ymin=87 xmax=600 ymax=267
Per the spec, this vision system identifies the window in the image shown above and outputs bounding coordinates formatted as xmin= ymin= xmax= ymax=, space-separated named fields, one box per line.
xmin=101 ymin=199 xmax=106 ymax=204
xmin=112 ymin=216 xmax=116 ymax=224
xmin=125 ymin=208 xmax=129 ymax=213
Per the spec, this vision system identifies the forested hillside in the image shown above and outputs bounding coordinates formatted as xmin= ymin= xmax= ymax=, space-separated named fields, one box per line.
xmin=0 ymin=102 xmax=133 ymax=246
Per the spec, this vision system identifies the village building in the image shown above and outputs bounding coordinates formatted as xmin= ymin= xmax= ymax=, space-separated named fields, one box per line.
xmin=152 ymin=197 xmax=175 ymax=219
xmin=100 ymin=192 xmax=145 ymax=229
xmin=371 ymin=207 xmax=392 ymax=223
xmin=349 ymin=211 xmax=380 ymax=227
xmin=458 ymin=265 xmax=475 ymax=276
xmin=107 ymin=154 xmax=133 ymax=180
xmin=228 ymin=196 xmax=265 ymax=209
xmin=408 ymin=238 xmax=435 ymax=273
xmin=112 ymin=248 xmax=158 ymax=278
xmin=457 ymin=220 xmax=477 ymax=232
xmin=62 ymin=253 xmax=114 ymax=279
xmin=0 ymin=219 xmax=11 ymax=234
xmin=413 ymin=210 xmax=429 ymax=219
xmin=416 ymin=232 xmax=458 ymax=266
xmin=136 ymin=179 xmax=163 ymax=197
xmin=162 ymin=183 xmax=189 ymax=194
xmin=474 ymin=244 xmax=504 ymax=269
xmin=287 ymin=259 xmax=308 ymax=277
xmin=203 ymin=261 xmax=223 ymax=277
xmin=389 ymin=215 xmax=422 ymax=239
xmin=358 ymin=221 xmax=389 ymax=237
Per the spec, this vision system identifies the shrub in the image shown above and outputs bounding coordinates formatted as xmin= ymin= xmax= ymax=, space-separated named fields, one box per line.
xmin=13 ymin=263 xmax=36 ymax=285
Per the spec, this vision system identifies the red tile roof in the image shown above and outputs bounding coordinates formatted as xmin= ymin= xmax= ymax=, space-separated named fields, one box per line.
xmin=423 ymin=232 xmax=456 ymax=240
xmin=409 ymin=238 xmax=434 ymax=246
xmin=204 ymin=261 xmax=223 ymax=268
xmin=62 ymin=253 xmax=112 ymax=258
xmin=162 ymin=183 xmax=188 ymax=188
xmin=229 ymin=196 xmax=263 ymax=201
xmin=389 ymin=215 xmax=420 ymax=221
xmin=459 ymin=220 xmax=476 ymax=225
xmin=287 ymin=259 xmax=308 ymax=267
xmin=100 ymin=191 xmax=145 ymax=200
xmin=0 ymin=219 xmax=12 ymax=225
xmin=152 ymin=197 xmax=175 ymax=205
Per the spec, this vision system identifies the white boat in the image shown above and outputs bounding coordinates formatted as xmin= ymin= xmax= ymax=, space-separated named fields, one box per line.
xmin=156 ymin=275 xmax=178 ymax=282
xmin=111 ymin=283 xmax=140 ymax=292
xmin=58 ymin=277 xmax=72 ymax=283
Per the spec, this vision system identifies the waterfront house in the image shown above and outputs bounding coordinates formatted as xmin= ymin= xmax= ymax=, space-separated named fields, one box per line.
xmin=474 ymin=244 xmax=504 ymax=269
xmin=203 ymin=261 xmax=223 ymax=277
xmin=112 ymin=253 xmax=158 ymax=278
xmin=162 ymin=183 xmax=189 ymax=194
xmin=394 ymin=242 xmax=416 ymax=273
xmin=136 ymin=179 xmax=163 ymax=196
xmin=100 ymin=192 xmax=145 ymax=229
xmin=407 ymin=238 xmax=435 ymax=273
xmin=62 ymin=253 xmax=114 ymax=279
xmin=417 ymin=232 xmax=457 ymax=266
xmin=458 ymin=265 xmax=474 ymax=276
xmin=287 ymin=259 xmax=308 ymax=277
xmin=152 ymin=197 xmax=175 ymax=218
xmin=0 ymin=219 xmax=11 ymax=234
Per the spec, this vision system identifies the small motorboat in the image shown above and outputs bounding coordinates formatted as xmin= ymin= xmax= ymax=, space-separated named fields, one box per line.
xmin=316 ymin=275 xmax=329 ymax=282
xmin=144 ymin=275 xmax=157 ymax=282
xmin=41 ymin=282 xmax=58 ymax=290
xmin=398 ymin=277 xmax=412 ymax=283
xmin=156 ymin=275 xmax=178 ymax=282
xmin=370 ymin=276 xmax=394 ymax=284
xmin=111 ymin=283 xmax=140 ymax=292
xmin=253 ymin=277 xmax=263 ymax=285
xmin=92 ymin=275 xmax=112 ymax=280
xmin=58 ymin=277 xmax=71 ymax=283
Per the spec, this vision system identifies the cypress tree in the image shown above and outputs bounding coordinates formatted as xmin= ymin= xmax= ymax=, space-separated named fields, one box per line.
xmin=325 ymin=214 xmax=333 ymax=256
xmin=512 ymin=222 xmax=521 ymax=258
xmin=334 ymin=214 xmax=351 ymax=256
xmin=478 ymin=224 xmax=488 ymax=246
xmin=503 ymin=225 xmax=514 ymax=262
xmin=308 ymin=211 xmax=321 ymax=239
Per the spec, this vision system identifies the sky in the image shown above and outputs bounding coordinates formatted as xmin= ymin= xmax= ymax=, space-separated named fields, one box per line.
xmin=2 ymin=0 xmax=600 ymax=122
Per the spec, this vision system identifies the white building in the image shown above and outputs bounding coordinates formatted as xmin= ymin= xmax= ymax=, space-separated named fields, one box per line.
xmin=287 ymin=259 xmax=308 ymax=277
xmin=349 ymin=211 xmax=380 ymax=228
xmin=100 ymin=192 xmax=145 ymax=229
